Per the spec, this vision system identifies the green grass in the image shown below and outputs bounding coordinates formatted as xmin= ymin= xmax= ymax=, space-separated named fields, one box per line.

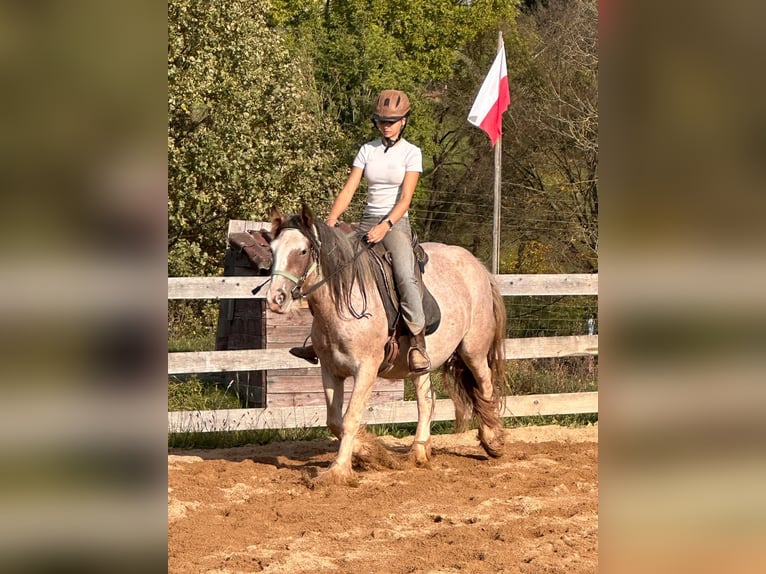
xmin=502 ymin=413 xmax=598 ymax=428
xmin=168 ymin=377 xmax=242 ymax=411
xmin=505 ymin=357 xmax=598 ymax=395
xmin=168 ymin=334 xmax=215 ymax=353
xmin=168 ymin=427 xmax=334 ymax=450
xmin=168 ymin=300 xmax=217 ymax=352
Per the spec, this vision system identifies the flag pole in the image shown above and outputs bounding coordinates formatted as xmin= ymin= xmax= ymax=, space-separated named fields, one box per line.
xmin=491 ymin=30 xmax=503 ymax=275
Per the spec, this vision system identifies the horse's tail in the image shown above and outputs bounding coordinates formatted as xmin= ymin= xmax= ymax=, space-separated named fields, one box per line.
xmin=444 ymin=272 xmax=506 ymax=456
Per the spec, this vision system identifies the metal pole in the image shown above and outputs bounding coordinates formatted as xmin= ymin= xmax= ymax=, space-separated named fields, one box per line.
xmin=491 ymin=31 xmax=503 ymax=275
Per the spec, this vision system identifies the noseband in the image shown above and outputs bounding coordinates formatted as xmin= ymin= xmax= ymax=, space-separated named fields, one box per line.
xmin=272 ymin=259 xmax=318 ymax=299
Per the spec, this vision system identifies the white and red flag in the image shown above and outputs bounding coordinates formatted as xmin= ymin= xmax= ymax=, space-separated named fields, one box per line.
xmin=467 ymin=41 xmax=511 ymax=146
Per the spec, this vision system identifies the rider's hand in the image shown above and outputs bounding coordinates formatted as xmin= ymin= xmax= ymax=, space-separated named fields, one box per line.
xmin=365 ymin=223 xmax=388 ymax=244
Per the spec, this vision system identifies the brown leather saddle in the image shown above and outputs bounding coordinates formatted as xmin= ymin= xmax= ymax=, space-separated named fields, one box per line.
xmin=367 ymin=237 xmax=441 ymax=335
xmin=368 ymin=236 xmax=441 ymax=373
xmin=333 ymin=223 xmax=440 ymax=372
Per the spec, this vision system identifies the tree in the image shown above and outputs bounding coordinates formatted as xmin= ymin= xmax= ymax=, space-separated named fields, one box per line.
xmin=291 ymin=0 xmax=521 ymax=223
xmin=168 ymin=0 xmax=345 ymax=276
xmin=504 ymin=0 xmax=598 ymax=272
xmin=168 ymin=0 xmax=597 ymax=277
xmin=419 ymin=0 xmax=598 ymax=272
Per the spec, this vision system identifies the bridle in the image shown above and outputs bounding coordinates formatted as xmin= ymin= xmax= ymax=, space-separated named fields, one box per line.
xmin=269 ymin=221 xmax=372 ymax=303
xmin=270 ymin=225 xmax=321 ymax=300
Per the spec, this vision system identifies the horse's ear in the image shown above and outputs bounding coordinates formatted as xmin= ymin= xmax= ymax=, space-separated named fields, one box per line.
xmin=300 ymin=204 xmax=314 ymax=228
xmin=270 ymin=206 xmax=284 ymax=234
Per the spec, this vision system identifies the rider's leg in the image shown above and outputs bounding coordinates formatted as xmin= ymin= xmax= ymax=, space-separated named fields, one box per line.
xmin=382 ymin=217 xmax=430 ymax=373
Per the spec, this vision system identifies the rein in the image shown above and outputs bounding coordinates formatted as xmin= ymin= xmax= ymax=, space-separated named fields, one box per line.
xmin=299 ymin=239 xmax=370 ymax=298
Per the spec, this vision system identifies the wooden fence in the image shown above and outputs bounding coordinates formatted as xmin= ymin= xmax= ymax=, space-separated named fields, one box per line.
xmin=168 ymin=274 xmax=598 ymax=433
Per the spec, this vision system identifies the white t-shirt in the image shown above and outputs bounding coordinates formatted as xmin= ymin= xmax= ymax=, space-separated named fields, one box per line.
xmin=352 ymin=138 xmax=423 ymax=218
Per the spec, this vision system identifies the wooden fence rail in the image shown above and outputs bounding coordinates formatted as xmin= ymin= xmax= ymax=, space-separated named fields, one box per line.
xmin=168 ymin=392 xmax=598 ymax=433
xmin=168 ymin=336 xmax=598 ymax=375
xmin=168 ymin=274 xmax=598 ymax=433
xmin=168 ymin=274 xmax=597 ymax=299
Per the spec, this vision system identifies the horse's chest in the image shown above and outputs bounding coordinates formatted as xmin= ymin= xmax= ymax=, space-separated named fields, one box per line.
xmin=312 ymin=320 xmax=386 ymax=375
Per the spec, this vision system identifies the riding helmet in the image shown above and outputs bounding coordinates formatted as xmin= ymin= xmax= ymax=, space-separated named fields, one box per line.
xmin=372 ymin=89 xmax=411 ymax=121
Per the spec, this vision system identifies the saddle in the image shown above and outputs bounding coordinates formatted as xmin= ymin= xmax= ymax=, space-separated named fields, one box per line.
xmin=350 ymin=227 xmax=441 ymax=373
xmin=368 ymin=237 xmax=441 ymax=335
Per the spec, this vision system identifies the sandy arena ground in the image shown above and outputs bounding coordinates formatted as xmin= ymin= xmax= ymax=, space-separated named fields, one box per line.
xmin=168 ymin=424 xmax=598 ymax=573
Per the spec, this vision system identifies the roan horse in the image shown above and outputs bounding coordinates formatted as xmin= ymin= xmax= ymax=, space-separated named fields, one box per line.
xmin=267 ymin=205 xmax=507 ymax=485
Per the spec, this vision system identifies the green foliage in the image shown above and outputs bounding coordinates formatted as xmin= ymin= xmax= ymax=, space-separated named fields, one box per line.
xmin=503 ymin=413 xmax=598 ymax=428
xmin=506 ymin=295 xmax=597 ymax=339
xmin=277 ymin=1 xmax=520 ymax=167
xmin=168 ymin=377 xmax=241 ymax=412
xmin=168 ymin=0 xmax=346 ymax=276
xmin=502 ymin=0 xmax=599 ymax=271
xmin=168 ymin=0 xmax=597 ymax=278
xmin=168 ymin=300 xmax=218 ymax=352
xmin=505 ymin=357 xmax=598 ymax=395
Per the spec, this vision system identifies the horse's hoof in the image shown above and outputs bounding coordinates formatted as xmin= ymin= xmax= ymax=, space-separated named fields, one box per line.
xmin=409 ymin=439 xmax=432 ymax=467
xmin=479 ymin=429 xmax=505 ymax=459
xmin=313 ymin=465 xmax=359 ymax=488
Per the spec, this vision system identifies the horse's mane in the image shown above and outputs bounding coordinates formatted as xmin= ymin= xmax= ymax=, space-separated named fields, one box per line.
xmin=280 ymin=215 xmax=376 ymax=318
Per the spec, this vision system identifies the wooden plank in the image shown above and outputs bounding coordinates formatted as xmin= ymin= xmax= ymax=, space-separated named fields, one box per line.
xmin=362 ymin=392 xmax=599 ymax=425
xmin=168 ymin=276 xmax=271 ymax=300
xmin=262 ymin=342 xmax=314 ymax=350
xmin=500 ymin=392 xmax=597 ymax=417
xmin=504 ymin=335 xmax=598 ymax=358
xmin=265 ymin=325 xmax=313 ymax=345
xmin=266 ymin=376 xmax=403 ymax=394
xmin=228 ymin=220 xmax=270 ymax=235
xmin=265 ymin=367 xmax=322 ymax=377
xmin=169 ymin=335 xmax=598 ymax=375
xmin=267 ymin=390 xmax=403 ymax=408
xmin=168 ymin=348 xmax=313 ymax=373
xmin=169 ymin=274 xmax=598 ymax=299
xmin=495 ymin=274 xmax=598 ymax=296
xmin=265 ymin=306 xmax=312 ymax=326
xmin=266 ymin=315 xmax=313 ymax=329
xmin=168 ymin=392 xmax=598 ymax=432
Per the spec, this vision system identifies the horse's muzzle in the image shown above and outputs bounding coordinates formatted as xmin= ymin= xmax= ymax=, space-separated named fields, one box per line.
xmin=268 ymin=287 xmax=290 ymax=313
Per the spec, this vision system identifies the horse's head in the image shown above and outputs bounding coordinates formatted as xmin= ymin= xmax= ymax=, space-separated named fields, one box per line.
xmin=267 ymin=204 xmax=319 ymax=313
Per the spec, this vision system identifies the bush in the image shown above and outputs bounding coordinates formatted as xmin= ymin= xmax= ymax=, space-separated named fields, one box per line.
xmin=169 ymin=0 xmax=346 ymax=276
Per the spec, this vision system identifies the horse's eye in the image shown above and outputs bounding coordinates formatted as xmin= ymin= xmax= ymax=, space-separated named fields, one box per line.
xmin=301 ymin=249 xmax=307 ymax=255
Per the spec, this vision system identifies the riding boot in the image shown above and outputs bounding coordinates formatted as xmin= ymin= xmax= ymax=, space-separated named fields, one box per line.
xmin=289 ymin=344 xmax=318 ymax=364
xmin=408 ymin=330 xmax=431 ymax=373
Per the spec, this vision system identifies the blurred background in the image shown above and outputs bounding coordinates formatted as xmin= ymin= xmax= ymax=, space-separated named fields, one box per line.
xmin=0 ymin=1 xmax=166 ymax=572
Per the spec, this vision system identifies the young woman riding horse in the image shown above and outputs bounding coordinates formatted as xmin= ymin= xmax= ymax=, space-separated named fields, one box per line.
xmin=290 ymin=89 xmax=430 ymax=373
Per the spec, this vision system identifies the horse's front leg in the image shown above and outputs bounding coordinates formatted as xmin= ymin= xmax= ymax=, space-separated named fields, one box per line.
xmin=318 ymin=362 xmax=378 ymax=485
xmin=410 ymin=373 xmax=434 ymax=466
xmin=321 ymin=368 xmax=345 ymax=440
